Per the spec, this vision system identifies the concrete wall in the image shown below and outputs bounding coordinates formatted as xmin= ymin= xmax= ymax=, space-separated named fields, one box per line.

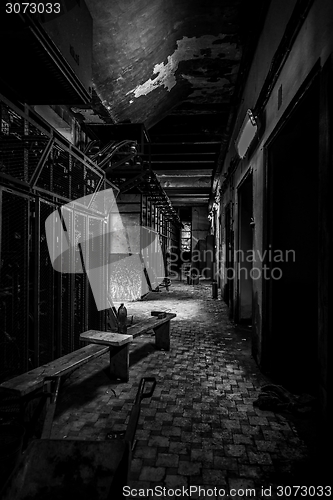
xmin=216 ymin=0 xmax=333 ymax=423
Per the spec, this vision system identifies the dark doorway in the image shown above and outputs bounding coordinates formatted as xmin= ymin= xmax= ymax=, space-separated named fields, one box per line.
xmin=224 ymin=203 xmax=234 ymax=317
xmin=265 ymin=77 xmax=319 ymax=392
xmin=237 ymin=173 xmax=253 ymax=323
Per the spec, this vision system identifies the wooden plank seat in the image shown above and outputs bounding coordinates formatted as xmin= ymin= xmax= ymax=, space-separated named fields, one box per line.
xmin=0 ymin=344 xmax=109 ymax=398
xmin=0 ymin=345 xmax=111 ymax=437
xmin=79 ymin=331 xmax=133 ymax=383
xmin=79 ymin=313 xmax=177 ymax=382
xmin=127 ymin=313 xmax=176 ymax=351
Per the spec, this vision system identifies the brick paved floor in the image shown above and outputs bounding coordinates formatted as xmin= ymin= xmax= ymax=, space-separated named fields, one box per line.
xmin=51 ymin=280 xmax=327 ymax=499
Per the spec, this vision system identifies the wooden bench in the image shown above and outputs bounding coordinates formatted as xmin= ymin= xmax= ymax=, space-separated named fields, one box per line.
xmin=80 ymin=313 xmax=177 ymax=382
xmin=0 ymin=344 xmax=110 ymax=436
xmin=0 ymin=313 xmax=176 ymax=401
xmin=0 ymin=344 xmax=109 ymax=398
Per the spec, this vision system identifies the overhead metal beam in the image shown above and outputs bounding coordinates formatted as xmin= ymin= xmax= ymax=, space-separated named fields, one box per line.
xmin=148 ymin=152 xmax=216 ymax=156
xmin=171 ymin=198 xmax=209 ymax=206
xmin=156 ymin=169 xmax=212 ymax=177
xmin=159 ymin=179 xmax=211 ymax=189
xmin=151 ymin=164 xmax=215 ymax=171
xmin=150 ymin=160 xmax=215 ymax=164
xmin=144 ymin=142 xmax=222 ymax=146
xmin=169 ymin=195 xmax=209 ymax=201
xmin=165 ymin=187 xmax=210 ymax=194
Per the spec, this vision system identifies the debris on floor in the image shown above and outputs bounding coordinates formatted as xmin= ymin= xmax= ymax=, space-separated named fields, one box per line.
xmin=253 ymin=384 xmax=317 ymax=414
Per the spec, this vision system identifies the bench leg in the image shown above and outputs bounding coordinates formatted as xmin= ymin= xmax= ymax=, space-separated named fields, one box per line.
xmin=153 ymin=321 xmax=170 ymax=351
xmin=109 ymin=345 xmax=130 ymax=382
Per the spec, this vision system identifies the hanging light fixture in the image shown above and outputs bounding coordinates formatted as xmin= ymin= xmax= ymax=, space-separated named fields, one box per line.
xmin=235 ymin=109 xmax=258 ymax=159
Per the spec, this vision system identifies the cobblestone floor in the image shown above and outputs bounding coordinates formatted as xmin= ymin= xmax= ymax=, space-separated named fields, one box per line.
xmin=51 ymin=280 xmax=327 ymax=499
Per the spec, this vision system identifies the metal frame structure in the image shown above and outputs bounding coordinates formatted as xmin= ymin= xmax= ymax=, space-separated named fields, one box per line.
xmin=0 ymin=94 xmax=118 ymax=381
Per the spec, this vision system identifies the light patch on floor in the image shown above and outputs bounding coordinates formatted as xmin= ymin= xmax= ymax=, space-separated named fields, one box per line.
xmin=126 ymin=34 xmax=241 ymax=98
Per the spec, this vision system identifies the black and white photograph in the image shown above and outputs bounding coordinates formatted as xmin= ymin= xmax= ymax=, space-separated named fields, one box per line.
xmin=0 ymin=0 xmax=331 ymax=498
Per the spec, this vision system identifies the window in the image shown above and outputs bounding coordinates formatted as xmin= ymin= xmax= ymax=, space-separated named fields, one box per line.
xmin=181 ymin=223 xmax=191 ymax=252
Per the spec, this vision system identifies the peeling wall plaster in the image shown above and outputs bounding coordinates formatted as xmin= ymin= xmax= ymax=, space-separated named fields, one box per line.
xmin=126 ymin=34 xmax=240 ymax=99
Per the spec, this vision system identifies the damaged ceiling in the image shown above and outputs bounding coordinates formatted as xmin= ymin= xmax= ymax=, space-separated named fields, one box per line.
xmin=84 ymin=0 xmax=266 ymax=207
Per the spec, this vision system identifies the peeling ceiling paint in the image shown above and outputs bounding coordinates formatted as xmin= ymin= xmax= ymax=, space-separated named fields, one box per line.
xmin=81 ymin=0 xmax=266 ymax=207
xmin=83 ymin=0 xmax=266 ymax=131
xmin=126 ymin=34 xmax=240 ymax=100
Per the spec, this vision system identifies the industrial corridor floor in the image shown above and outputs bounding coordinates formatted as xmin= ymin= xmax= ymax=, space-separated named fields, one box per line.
xmin=51 ymin=280 xmax=328 ymax=499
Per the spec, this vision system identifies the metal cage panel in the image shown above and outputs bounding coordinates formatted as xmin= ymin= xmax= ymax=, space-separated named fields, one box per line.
xmin=60 ymin=206 xmax=74 ymax=356
xmin=36 ymin=198 xmax=57 ymax=365
xmin=0 ymin=188 xmax=30 ymax=380
xmin=0 ymin=102 xmax=50 ymax=185
xmin=0 ymin=95 xmax=118 ymax=378
xmin=73 ymin=211 xmax=87 ymax=349
xmin=87 ymin=216 xmax=106 ymax=331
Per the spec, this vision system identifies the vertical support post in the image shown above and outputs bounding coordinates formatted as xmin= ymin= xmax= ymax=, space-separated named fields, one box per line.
xmin=154 ymin=321 xmax=170 ymax=351
xmin=109 ymin=344 xmax=130 ymax=381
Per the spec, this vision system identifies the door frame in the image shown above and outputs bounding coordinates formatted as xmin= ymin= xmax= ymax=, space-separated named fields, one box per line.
xmin=262 ymin=60 xmax=321 ymax=372
xmin=235 ymin=167 xmax=253 ymax=323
